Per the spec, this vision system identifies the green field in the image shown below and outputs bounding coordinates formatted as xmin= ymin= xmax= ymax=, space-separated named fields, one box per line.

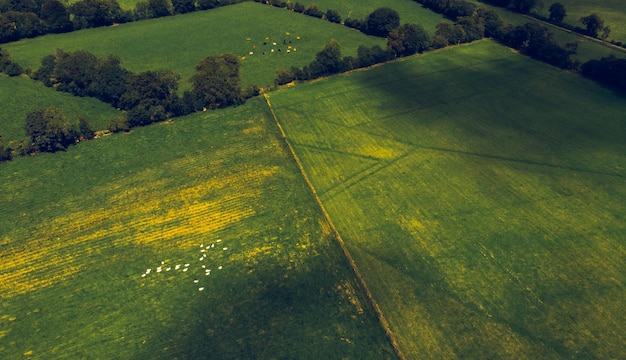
xmin=0 ymin=75 xmax=121 ymax=143
xmin=0 ymin=97 xmax=397 ymax=358
xmin=268 ymin=40 xmax=626 ymax=358
xmin=3 ymin=2 xmax=385 ymax=88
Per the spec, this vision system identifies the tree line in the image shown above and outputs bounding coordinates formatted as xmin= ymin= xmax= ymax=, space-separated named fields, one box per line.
xmin=0 ymin=0 xmax=247 ymax=44
xmin=0 ymin=48 xmax=251 ymax=161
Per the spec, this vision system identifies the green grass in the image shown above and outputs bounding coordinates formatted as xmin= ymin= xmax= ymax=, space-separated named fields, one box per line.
xmin=0 ymin=96 xmax=397 ymax=359
xmin=0 ymin=74 xmax=121 ymax=143
xmin=268 ymin=40 xmax=626 ymax=359
xmin=3 ymin=2 xmax=385 ymax=88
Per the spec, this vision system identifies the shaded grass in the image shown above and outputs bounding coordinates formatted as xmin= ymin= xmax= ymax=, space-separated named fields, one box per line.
xmin=268 ymin=40 xmax=626 ymax=359
xmin=0 ymin=97 xmax=396 ymax=359
xmin=3 ymin=2 xmax=385 ymax=88
xmin=0 ymin=75 xmax=121 ymax=143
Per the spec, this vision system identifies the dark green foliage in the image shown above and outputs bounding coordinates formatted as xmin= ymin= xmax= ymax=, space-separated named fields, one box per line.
xmin=197 ymin=0 xmax=219 ymax=10
xmin=148 ymin=0 xmax=173 ymax=17
xmin=40 ymin=0 xmax=73 ymax=33
xmin=481 ymin=0 xmax=511 ymax=7
xmin=70 ymin=0 xmax=126 ymax=29
xmin=171 ymin=0 xmax=195 ymax=14
xmin=500 ymin=22 xmax=577 ymax=68
xmin=325 ymin=9 xmax=341 ymax=24
xmin=0 ymin=14 xmax=20 ymax=43
xmin=446 ymin=0 xmax=476 ymax=19
xmin=53 ymin=49 xmax=99 ymax=96
xmin=435 ymin=21 xmax=466 ymax=45
xmin=581 ymin=55 xmax=626 ymax=92
xmin=365 ymin=7 xmax=400 ymax=37
xmin=190 ymin=53 xmax=242 ymax=109
xmin=387 ymin=23 xmax=431 ymax=57
xmin=0 ymin=47 xmax=23 ymax=76
xmin=456 ymin=15 xmax=485 ymax=42
xmin=303 ymin=4 xmax=324 ymax=19
xmin=275 ymin=68 xmax=295 ymax=86
xmin=511 ymin=0 xmax=537 ymax=14
xmin=87 ymin=55 xmax=131 ymax=107
xmin=580 ymin=13 xmax=605 ymax=38
xmin=24 ymin=107 xmax=79 ymax=153
xmin=293 ymin=2 xmax=305 ymax=13
xmin=119 ymin=70 xmax=180 ymax=126
xmin=0 ymin=136 xmax=12 ymax=162
xmin=548 ymin=2 xmax=566 ymax=24
xmin=33 ymin=54 xmax=56 ymax=86
xmin=344 ymin=17 xmax=363 ymax=31
xmin=357 ymin=44 xmax=391 ymax=67
xmin=478 ymin=9 xmax=504 ymax=38
xmin=2 ymin=11 xmax=44 ymax=39
xmin=307 ymin=39 xmax=343 ymax=77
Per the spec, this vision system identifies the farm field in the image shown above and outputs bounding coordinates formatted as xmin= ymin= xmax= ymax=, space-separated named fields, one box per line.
xmin=2 ymin=2 xmax=385 ymax=89
xmin=0 ymin=75 xmax=121 ymax=143
xmin=0 ymin=97 xmax=396 ymax=358
xmin=268 ymin=40 xmax=626 ymax=358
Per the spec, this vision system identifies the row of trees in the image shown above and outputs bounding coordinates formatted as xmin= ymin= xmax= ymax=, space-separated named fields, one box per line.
xmin=0 ymin=0 xmax=247 ymax=44
xmin=0 ymin=48 xmax=249 ymax=160
xmin=480 ymin=0 xmax=613 ymax=41
xmin=32 ymin=49 xmax=247 ymax=130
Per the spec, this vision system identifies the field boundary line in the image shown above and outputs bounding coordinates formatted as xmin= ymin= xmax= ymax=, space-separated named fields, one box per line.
xmin=263 ymin=93 xmax=406 ymax=360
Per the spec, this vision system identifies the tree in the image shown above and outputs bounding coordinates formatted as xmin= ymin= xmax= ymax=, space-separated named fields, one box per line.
xmin=325 ymin=9 xmax=341 ymax=24
xmin=308 ymin=39 xmax=343 ymax=77
xmin=0 ymin=136 xmax=12 ymax=162
xmin=478 ymin=9 xmax=504 ymax=38
xmin=456 ymin=15 xmax=485 ymax=42
xmin=548 ymin=2 xmax=566 ymax=24
xmin=197 ymin=0 xmax=219 ymax=10
xmin=40 ymin=0 xmax=73 ymax=33
xmin=70 ymin=0 xmax=125 ymax=29
xmin=148 ymin=0 xmax=172 ymax=17
xmin=580 ymin=13 xmax=605 ymax=38
xmin=511 ymin=0 xmax=537 ymax=14
xmin=190 ymin=53 xmax=242 ymax=109
xmin=387 ymin=23 xmax=430 ymax=57
xmin=365 ymin=7 xmax=400 ymax=37
xmin=24 ymin=107 xmax=78 ymax=153
xmin=0 ymin=47 xmax=23 ymax=76
xmin=303 ymin=4 xmax=324 ymax=19
xmin=87 ymin=55 xmax=131 ymax=106
xmin=0 ymin=14 xmax=19 ymax=43
xmin=172 ymin=0 xmax=195 ymax=14
xmin=52 ymin=49 xmax=99 ymax=96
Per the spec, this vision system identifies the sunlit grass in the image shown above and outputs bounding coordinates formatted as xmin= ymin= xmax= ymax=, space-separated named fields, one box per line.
xmin=269 ymin=39 xmax=626 ymax=359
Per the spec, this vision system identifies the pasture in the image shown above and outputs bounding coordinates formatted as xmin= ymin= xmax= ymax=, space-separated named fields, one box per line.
xmin=3 ymin=2 xmax=385 ymax=88
xmin=0 ymin=97 xmax=396 ymax=358
xmin=268 ymin=39 xmax=626 ymax=359
xmin=0 ymin=75 xmax=121 ymax=143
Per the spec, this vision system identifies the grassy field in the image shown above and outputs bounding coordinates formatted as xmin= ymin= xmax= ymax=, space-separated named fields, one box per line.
xmin=534 ymin=0 xmax=626 ymax=44
xmin=0 ymin=97 xmax=397 ymax=358
xmin=268 ymin=40 xmax=626 ymax=359
xmin=3 ymin=2 xmax=385 ymax=88
xmin=0 ymin=75 xmax=121 ymax=143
